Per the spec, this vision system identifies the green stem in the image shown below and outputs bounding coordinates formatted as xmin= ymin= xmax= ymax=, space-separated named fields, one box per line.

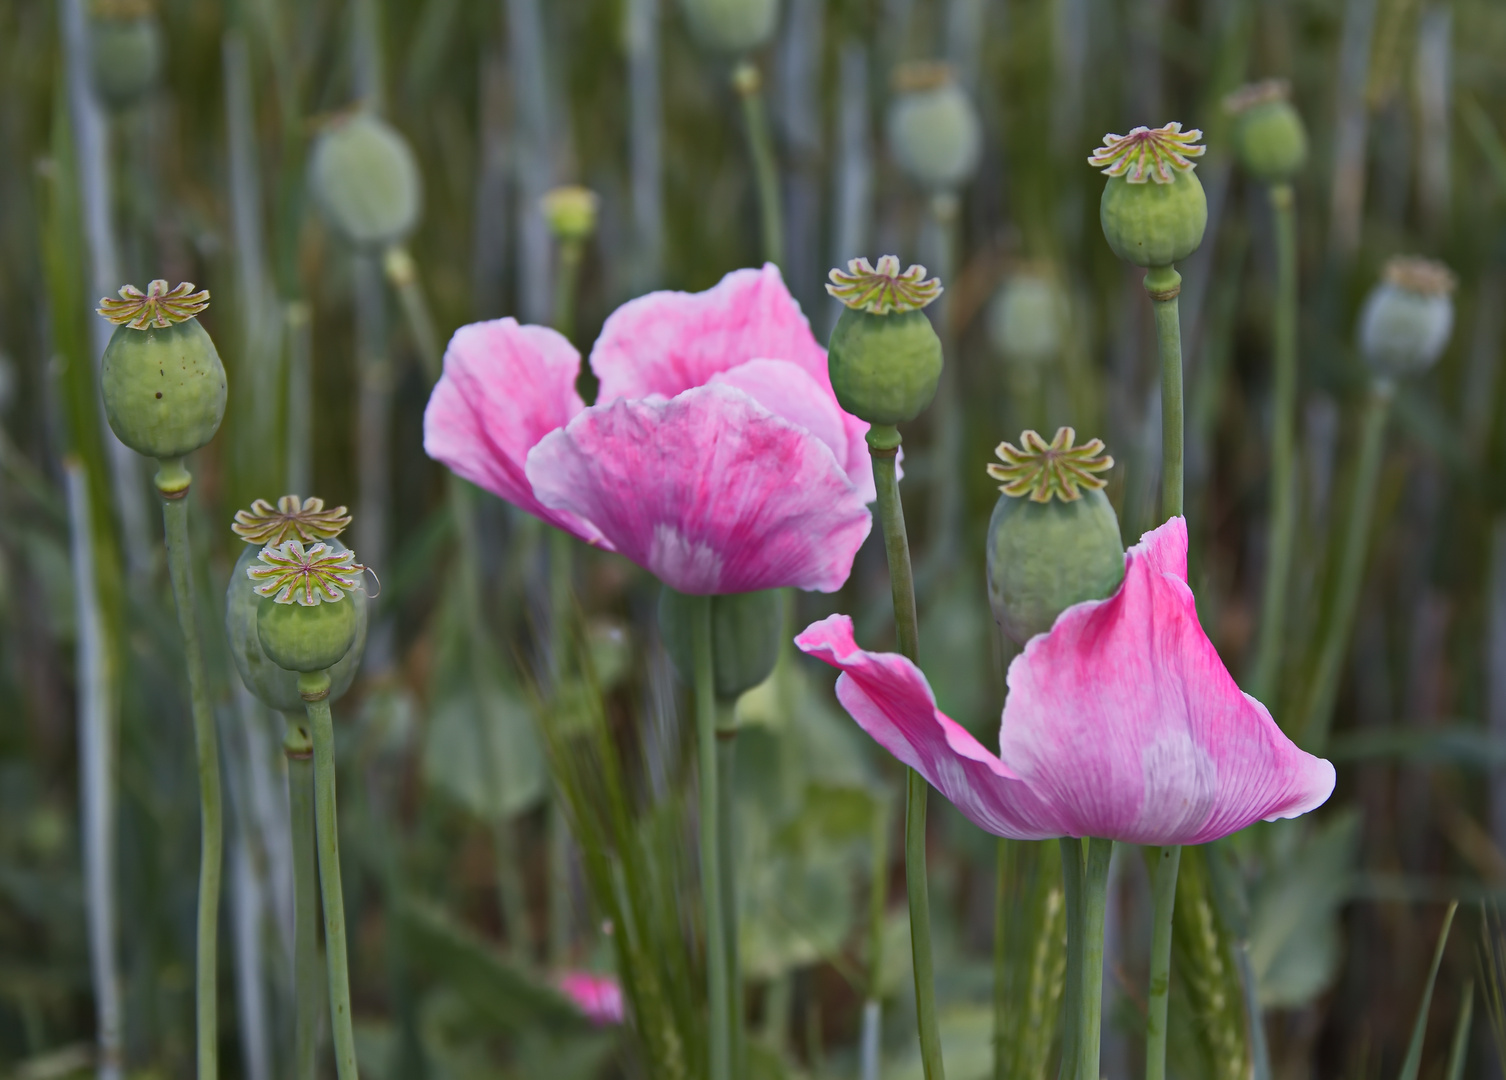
xmin=1249 ymin=184 xmax=1299 ymax=703
xmin=547 ymin=526 xmax=574 ymax=965
xmin=692 ymin=595 xmax=730 ymax=1080
xmin=383 ymin=245 xmax=441 ymax=382
xmin=716 ymin=705 xmax=745 ymax=1080
xmin=306 ymin=678 xmax=359 ymax=1080
xmin=1076 ymin=838 xmax=1113 ymax=1080
xmin=870 ymin=434 xmax=945 ymax=1079
xmin=1058 ymin=838 xmax=1082 ymax=1080
xmin=1146 ymin=267 xmax=1185 ymax=521
xmin=992 ymin=840 xmax=1009 ymax=1080
xmin=1301 ymin=378 xmax=1394 ymax=752
xmin=284 ymin=718 xmax=321 ymax=1080
xmin=156 ymin=462 xmax=223 ymax=1080
xmin=1145 ymin=845 xmax=1182 ymax=1080
xmin=552 ymin=237 xmax=584 ymax=340
xmin=734 ymin=61 xmax=784 ymax=269
xmin=863 ymin=799 xmax=890 ymax=1080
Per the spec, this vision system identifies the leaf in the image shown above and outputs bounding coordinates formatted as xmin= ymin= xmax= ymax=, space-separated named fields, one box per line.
xmin=1445 ymin=980 xmax=1473 ymax=1080
xmin=1397 ymin=900 xmax=1458 ymax=1080
xmin=422 ymin=685 xmax=546 ymax=820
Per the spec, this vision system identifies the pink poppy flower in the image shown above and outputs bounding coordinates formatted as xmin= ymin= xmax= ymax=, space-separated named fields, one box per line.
xmin=556 ymin=971 xmax=625 ymax=1026
xmin=796 ymin=518 xmax=1335 ymax=844
xmin=424 ymin=265 xmax=873 ymax=595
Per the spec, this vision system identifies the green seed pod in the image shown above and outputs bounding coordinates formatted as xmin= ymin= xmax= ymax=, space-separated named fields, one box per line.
xmin=987 ymin=270 xmax=1068 ymax=367
xmin=1090 ymin=123 xmax=1208 ymax=268
xmin=825 ymin=256 xmax=945 ymax=427
xmin=244 ymin=535 xmax=369 ymax=676
xmin=309 ymin=112 xmax=422 ymax=248
xmin=888 ymin=62 xmax=981 ymax=192
xmin=679 ymin=0 xmax=779 ymax=53
xmin=226 ymin=504 xmax=367 ymax=710
xmin=258 ymin=596 xmax=358 ymax=675
xmin=659 ymin=587 xmax=782 ymax=701
xmin=96 ymin=281 xmax=226 ymax=459
xmin=1358 ymin=257 xmax=1456 ymax=380
xmin=1225 ymin=81 xmax=1308 ymax=184
xmin=88 ymin=4 xmax=163 ymax=111
xmin=984 ymin=429 xmax=1125 ymax=644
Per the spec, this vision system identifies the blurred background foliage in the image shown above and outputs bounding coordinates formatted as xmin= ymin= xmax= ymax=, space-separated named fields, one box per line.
xmin=4 ymin=0 xmax=1506 ymax=1076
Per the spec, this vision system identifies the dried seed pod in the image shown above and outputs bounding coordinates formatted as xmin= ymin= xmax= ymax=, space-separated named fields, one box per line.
xmin=887 ymin=62 xmax=981 ymax=192
xmin=309 ymin=112 xmax=422 ymax=248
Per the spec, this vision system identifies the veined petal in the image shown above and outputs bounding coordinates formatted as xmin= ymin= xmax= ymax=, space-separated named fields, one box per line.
xmin=423 ymin=318 xmax=607 ymax=545
xmin=795 ymin=615 xmax=1066 ymax=840
xmin=589 ymin=264 xmax=877 ymax=501
xmin=526 ymin=385 xmax=872 ymax=595
xmin=998 ymin=517 xmax=1335 ymax=844
xmin=708 ymin=359 xmax=848 ymax=468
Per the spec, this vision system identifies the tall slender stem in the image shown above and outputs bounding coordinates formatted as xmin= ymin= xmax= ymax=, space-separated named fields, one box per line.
xmin=547 ymin=526 xmax=575 ymax=965
xmin=156 ymin=462 xmax=223 ymax=1080
xmin=733 ymin=62 xmax=785 ymax=269
xmin=1058 ymin=838 xmax=1082 ymax=1080
xmin=383 ymin=246 xmax=442 ymax=382
xmin=552 ymin=238 xmax=584 ymax=339
xmin=1076 ymin=838 xmax=1113 ymax=1080
xmin=1146 ymin=267 xmax=1185 ymax=521
xmin=692 ymin=595 xmax=730 ymax=1080
xmin=992 ymin=840 xmax=1009 ymax=1080
xmin=1301 ymin=378 xmax=1395 ymax=751
xmin=1145 ymin=845 xmax=1181 ymax=1080
xmin=284 ymin=719 xmax=321 ymax=1080
xmin=306 ymin=684 xmax=359 ymax=1080
xmin=870 ymin=435 xmax=945 ymax=1079
xmin=716 ymin=704 xmax=745 ymax=1080
xmin=1249 ymin=185 xmax=1299 ymax=703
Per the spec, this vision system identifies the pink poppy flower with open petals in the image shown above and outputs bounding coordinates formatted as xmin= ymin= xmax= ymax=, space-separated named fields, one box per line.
xmin=556 ymin=971 xmax=624 ymax=1026
xmin=424 ymin=265 xmax=873 ymax=595
xmin=796 ymin=518 xmax=1335 ymax=844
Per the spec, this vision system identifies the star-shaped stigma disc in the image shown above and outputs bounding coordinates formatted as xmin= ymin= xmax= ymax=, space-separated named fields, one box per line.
xmin=987 ymin=427 xmax=1115 ymax=503
xmin=1087 ymin=122 xmax=1206 ymax=184
xmin=826 ymin=256 xmax=943 ymax=314
xmin=97 ymin=280 xmax=211 ymax=329
xmin=232 ymin=496 xmax=352 ymax=547
xmin=246 ymin=540 xmax=366 ymax=607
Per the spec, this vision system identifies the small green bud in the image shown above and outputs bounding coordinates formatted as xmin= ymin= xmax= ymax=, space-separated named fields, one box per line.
xmin=1358 ymin=257 xmax=1456 ymax=379
xmin=88 ymin=2 xmax=163 ymax=111
xmin=1224 ymin=81 xmax=1308 ymax=184
xmin=987 ymin=269 xmax=1068 ymax=366
xmin=1090 ymin=123 xmax=1208 ymax=268
xmin=658 ymin=587 xmax=782 ymax=702
xmin=984 ymin=429 xmax=1124 ymax=644
xmin=96 ymin=281 xmax=226 ymax=460
xmin=309 ymin=112 xmax=422 ymax=248
xmin=247 ymin=538 xmax=368 ymax=675
xmin=678 ymin=0 xmax=779 ymax=53
xmin=825 ymin=256 xmax=944 ymax=426
xmin=887 ymin=62 xmax=981 ymax=192
xmin=541 ymin=185 xmax=600 ymax=243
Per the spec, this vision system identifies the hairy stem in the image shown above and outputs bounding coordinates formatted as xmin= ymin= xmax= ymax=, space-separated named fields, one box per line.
xmin=157 ymin=463 xmax=223 ymax=1080
xmin=1146 ymin=845 xmax=1182 ymax=1080
xmin=1076 ymin=838 xmax=1114 ymax=1080
xmin=734 ymin=62 xmax=784 ymax=269
xmin=284 ymin=719 xmax=321 ymax=1080
xmin=1249 ymin=184 xmax=1299 ymax=703
xmin=693 ymin=595 xmax=730 ymax=1080
xmin=1146 ymin=267 xmax=1185 ymax=521
xmin=307 ymin=688 xmax=359 ymax=1080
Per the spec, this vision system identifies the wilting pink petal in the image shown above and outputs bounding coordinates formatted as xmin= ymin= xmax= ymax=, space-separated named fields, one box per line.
xmin=527 ymin=384 xmax=871 ymax=595
xmin=998 ymin=516 xmax=1334 ymax=844
xmin=796 ymin=519 xmax=1334 ymax=845
xmin=557 ymin=971 xmax=624 ymax=1026
xmin=423 ymin=318 xmax=607 ymax=545
xmin=589 ymin=264 xmax=877 ymax=500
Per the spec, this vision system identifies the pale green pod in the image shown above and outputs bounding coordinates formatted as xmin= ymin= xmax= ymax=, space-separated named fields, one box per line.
xmin=1358 ymin=257 xmax=1456 ymax=379
xmin=659 ymin=587 xmax=782 ymax=701
xmin=1233 ymin=99 xmax=1308 ymax=184
xmin=88 ymin=12 xmax=163 ymax=110
xmin=100 ymin=318 xmax=226 ymax=459
xmin=988 ymin=272 xmax=1068 ymax=366
xmin=888 ymin=69 xmax=981 ymax=191
xmin=679 ymin=0 xmax=780 ymax=53
xmin=309 ymin=113 xmax=422 ymax=248
xmin=828 ymin=307 xmax=943 ymax=427
xmin=1099 ymin=171 xmax=1208 ymax=268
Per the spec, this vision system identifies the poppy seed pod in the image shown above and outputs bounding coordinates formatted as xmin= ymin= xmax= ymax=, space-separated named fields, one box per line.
xmin=658 ymin=587 xmax=783 ymax=701
xmin=1091 ymin=123 xmax=1208 ymax=268
xmin=825 ymin=257 xmax=944 ymax=427
xmin=987 ymin=270 xmax=1068 ymax=366
xmin=679 ymin=0 xmax=779 ymax=53
xmin=542 ymin=186 xmax=600 ymax=243
xmin=309 ymin=112 xmax=422 ymax=248
xmin=1358 ymin=257 xmax=1457 ymax=379
xmin=88 ymin=2 xmax=163 ymax=111
xmin=247 ymin=539 xmax=367 ymax=675
xmin=887 ymin=62 xmax=981 ymax=192
xmin=96 ymin=282 xmax=226 ymax=460
xmin=1225 ymin=81 xmax=1308 ymax=184
xmin=258 ymin=596 xmax=358 ymax=674
xmin=984 ymin=429 xmax=1125 ymax=644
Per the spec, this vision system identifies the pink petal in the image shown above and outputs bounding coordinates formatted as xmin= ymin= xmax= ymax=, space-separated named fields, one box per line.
xmin=526 ymin=385 xmax=872 ymax=594
xmin=708 ymin=359 xmax=848 ymax=468
xmin=998 ymin=517 xmax=1335 ymax=844
xmin=556 ymin=971 xmax=624 ymax=1026
xmin=423 ymin=318 xmax=607 ymax=545
xmin=589 ymin=264 xmax=877 ymax=500
xmin=795 ymin=615 xmax=1067 ymax=840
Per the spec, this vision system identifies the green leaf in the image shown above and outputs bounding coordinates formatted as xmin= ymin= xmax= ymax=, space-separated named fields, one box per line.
xmin=1445 ymin=980 xmax=1473 ymax=1080
xmin=422 ymin=685 xmax=545 ymax=820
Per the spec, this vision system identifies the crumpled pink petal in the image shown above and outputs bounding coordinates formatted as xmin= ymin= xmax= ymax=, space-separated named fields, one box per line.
xmin=526 ymin=384 xmax=872 ymax=595
xmin=589 ymin=263 xmax=877 ymax=500
xmin=796 ymin=519 xmax=1335 ymax=845
xmin=423 ymin=318 xmax=607 ymax=545
xmin=708 ymin=360 xmax=849 ymax=468
xmin=556 ymin=971 xmax=624 ymax=1026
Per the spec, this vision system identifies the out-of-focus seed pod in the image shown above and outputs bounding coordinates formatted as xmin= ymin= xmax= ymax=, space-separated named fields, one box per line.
xmin=988 ymin=269 xmax=1068 ymax=367
xmin=679 ymin=0 xmax=780 ymax=53
xmin=984 ymin=429 xmax=1124 ymax=644
xmin=887 ymin=62 xmax=981 ymax=192
xmin=825 ymin=256 xmax=944 ymax=428
xmin=96 ymin=281 xmax=226 ymax=460
xmin=1090 ymin=123 xmax=1208 ymax=268
xmin=658 ymin=587 xmax=783 ymax=701
xmin=88 ymin=0 xmax=163 ymax=111
xmin=1225 ymin=80 xmax=1308 ymax=184
xmin=542 ymin=185 xmax=600 ymax=243
xmin=1358 ymin=256 xmax=1457 ymax=380
xmin=309 ymin=112 xmax=422 ymax=248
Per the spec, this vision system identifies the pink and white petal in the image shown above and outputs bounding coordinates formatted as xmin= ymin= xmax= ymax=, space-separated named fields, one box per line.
xmin=423 ymin=318 xmax=606 ymax=545
xmin=556 ymin=972 xmax=624 ymax=1026
xmin=708 ymin=359 xmax=849 ymax=467
xmin=796 ymin=615 xmax=1067 ymax=840
xmin=998 ymin=517 xmax=1335 ymax=845
xmin=526 ymin=385 xmax=872 ymax=594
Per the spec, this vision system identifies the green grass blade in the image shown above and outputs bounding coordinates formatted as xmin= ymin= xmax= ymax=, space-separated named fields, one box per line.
xmin=1398 ymin=900 xmax=1458 ymax=1080
xmin=1444 ymin=980 xmax=1473 ymax=1080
